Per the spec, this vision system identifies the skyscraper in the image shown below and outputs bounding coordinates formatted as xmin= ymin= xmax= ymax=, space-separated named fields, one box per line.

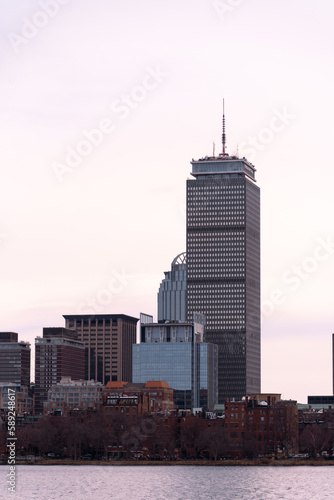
xmin=186 ymin=108 xmax=260 ymax=402
xmin=157 ymin=252 xmax=187 ymax=322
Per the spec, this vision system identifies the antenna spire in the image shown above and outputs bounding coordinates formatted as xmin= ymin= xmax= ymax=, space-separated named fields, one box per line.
xmin=222 ymin=98 xmax=227 ymax=156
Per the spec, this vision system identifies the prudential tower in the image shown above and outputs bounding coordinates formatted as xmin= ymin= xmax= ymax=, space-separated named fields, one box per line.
xmin=186 ymin=104 xmax=260 ymax=402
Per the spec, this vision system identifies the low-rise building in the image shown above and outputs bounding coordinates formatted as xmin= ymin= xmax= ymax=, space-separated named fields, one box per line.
xmin=102 ymin=380 xmax=174 ymax=416
xmin=298 ymin=404 xmax=334 ymax=457
xmin=0 ymin=383 xmax=33 ymax=416
xmin=43 ymin=377 xmax=103 ymax=415
xmin=224 ymin=397 xmax=299 ymax=458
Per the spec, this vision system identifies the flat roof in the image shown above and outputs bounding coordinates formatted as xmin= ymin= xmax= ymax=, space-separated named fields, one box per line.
xmin=63 ymin=314 xmax=139 ymax=322
xmin=105 ymin=381 xmax=171 ymax=390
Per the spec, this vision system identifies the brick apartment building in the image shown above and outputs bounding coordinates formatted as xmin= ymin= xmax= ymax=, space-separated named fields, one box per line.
xmin=224 ymin=396 xmax=299 ymax=458
xmin=102 ymin=380 xmax=174 ymax=416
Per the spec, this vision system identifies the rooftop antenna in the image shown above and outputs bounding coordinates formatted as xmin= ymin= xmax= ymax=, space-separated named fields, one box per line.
xmin=222 ymin=98 xmax=227 ymax=156
xmin=213 ymin=142 xmax=215 ymax=157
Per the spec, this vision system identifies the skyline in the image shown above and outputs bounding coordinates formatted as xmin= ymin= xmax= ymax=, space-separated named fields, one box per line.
xmin=1 ymin=0 xmax=334 ymax=403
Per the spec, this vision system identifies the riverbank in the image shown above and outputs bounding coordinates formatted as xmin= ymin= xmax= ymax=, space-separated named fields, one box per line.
xmin=8 ymin=458 xmax=334 ymax=466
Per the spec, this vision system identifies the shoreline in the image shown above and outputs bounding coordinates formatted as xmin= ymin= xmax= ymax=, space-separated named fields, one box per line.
xmin=6 ymin=458 xmax=334 ymax=467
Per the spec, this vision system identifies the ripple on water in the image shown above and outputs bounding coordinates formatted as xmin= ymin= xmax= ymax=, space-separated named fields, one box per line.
xmin=0 ymin=465 xmax=333 ymax=500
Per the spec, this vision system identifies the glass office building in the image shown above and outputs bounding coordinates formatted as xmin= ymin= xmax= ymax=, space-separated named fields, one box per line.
xmin=133 ymin=316 xmax=218 ymax=410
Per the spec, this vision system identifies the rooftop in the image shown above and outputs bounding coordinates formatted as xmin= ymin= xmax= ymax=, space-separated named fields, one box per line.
xmin=105 ymin=381 xmax=171 ymax=390
xmin=190 ymin=154 xmax=256 ymax=181
xmin=63 ymin=314 xmax=139 ymax=323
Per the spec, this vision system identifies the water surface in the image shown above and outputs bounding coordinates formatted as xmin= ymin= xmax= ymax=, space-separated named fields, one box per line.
xmin=0 ymin=465 xmax=332 ymax=500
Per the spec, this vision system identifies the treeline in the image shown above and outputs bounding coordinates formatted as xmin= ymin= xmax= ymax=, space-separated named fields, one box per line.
xmin=1 ymin=410 xmax=333 ymax=461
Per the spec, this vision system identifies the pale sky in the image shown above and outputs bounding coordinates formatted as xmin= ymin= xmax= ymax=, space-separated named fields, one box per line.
xmin=1 ymin=0 xmax=333 ymax=403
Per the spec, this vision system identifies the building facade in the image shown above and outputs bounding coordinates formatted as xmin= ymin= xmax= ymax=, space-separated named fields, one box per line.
xmin=307 ymin=395 xmax=334 ymax=405
xmin=63 ymin=314 xmax=139 ymax=385
xmin=133 ymin=316 xmax=218 ymax=410
xmin=186 ymin=152 xmax=260 ymax=402
xmin=224 ymin=397 xmax=299 ymax=458
xmin=0 ymin=332 xmax=30 ymax=388
xmin=34 ymin=328 xmax=85 ymax=414
xmin=0 ymin=383 xmax=33 ymax=416
xmin=103 ymin=380 xmax=174 ymax=414
xmin=44 ymin=377 xmax=103 ymax=415
xmin=158 ymin=252 xmax=187 ymax=322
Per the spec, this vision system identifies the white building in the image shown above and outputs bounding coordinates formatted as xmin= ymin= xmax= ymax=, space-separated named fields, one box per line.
xmin=44 ymin=377 xmax=103 ymax=414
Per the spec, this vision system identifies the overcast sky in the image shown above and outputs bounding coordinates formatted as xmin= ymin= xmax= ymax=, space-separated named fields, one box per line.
xmin=1 ymin=0 xmax=333 ymax=403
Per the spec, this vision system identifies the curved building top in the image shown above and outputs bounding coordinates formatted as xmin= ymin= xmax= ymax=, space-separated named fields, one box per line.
xmin=190 ymin=154 xmax=256 ymax=182
xmin=171 ymin=252 xmax=187 ymax=267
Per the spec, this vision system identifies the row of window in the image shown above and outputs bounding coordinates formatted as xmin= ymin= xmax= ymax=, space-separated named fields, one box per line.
xmin=188 ymin=186 xmax=245 ymax=192
xmin=188 ymin=209 xmax=245 ymax=215
xmin=189 ymin=282 xmax=245 ymax=288
xmin=188 ymin=237 xmax=245 ymax=244
xmin=187 ymin=218 xmax=245 ymax=226
xmin=199 ymin=321 xmax=246 ymax=329
xmin=188 ymin=273 xmax=246 ymax=279
xmin=188 ymin=263 xmax=245 ymax=269
xmin=188 ymin=207 xmax=245 ymax=215
xmin=69 ymin=320 xmax=118 ymax=327
xmin=188 ymin=193 xmax=245 ymax=200
xmin=51 ymin=389 xmax=101 ymax=395
xmin=188 ymin=292 xmax=245 ymax=299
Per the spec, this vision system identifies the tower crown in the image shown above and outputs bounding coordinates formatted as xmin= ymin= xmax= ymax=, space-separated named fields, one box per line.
xmin=190 ymin=101 xmax=256 ymax=181
xmin=190 ymin=156 xmax=256 ymax=182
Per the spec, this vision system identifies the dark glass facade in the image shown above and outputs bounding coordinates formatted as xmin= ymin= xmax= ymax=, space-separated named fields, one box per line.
xmin=186 ymin=157 xmax=260 ymax=402
xmin=308 ymin=395 xmax=334 ymax=405
xmin=0 ymin=335 xmax=30 ymax=388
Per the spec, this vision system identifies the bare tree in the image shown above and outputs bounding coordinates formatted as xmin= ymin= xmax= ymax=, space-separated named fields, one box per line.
xmin=300 ymin=424 xmax=331 ymax=459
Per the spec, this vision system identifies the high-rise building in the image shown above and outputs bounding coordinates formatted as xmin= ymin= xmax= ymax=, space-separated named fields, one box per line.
xmin=34 ymin=327 xmax=85 ymax=414
xmin=63 ymin=314 xmax=138 ymax=384
xmin=186 ymin=112 xmax=261 ymax=402
xmin=157 ymin=252 xmax=187 ymax=322
xmin=133 ymin=314 xmax=218 ymax=410
xmin=0 ymin=332 xmax=30 ymax=388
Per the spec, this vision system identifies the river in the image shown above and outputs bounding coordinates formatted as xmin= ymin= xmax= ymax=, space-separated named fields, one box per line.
xmin=0 ymin=465 xmax=332 ymax=499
